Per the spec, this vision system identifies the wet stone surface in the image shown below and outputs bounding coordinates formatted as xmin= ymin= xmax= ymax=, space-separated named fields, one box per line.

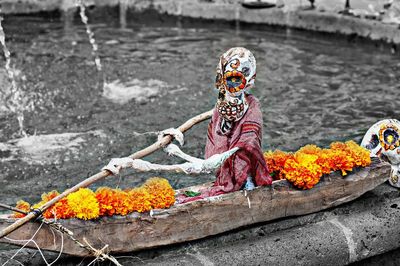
xmin=0 ymin=7 xmax=399 ymax=265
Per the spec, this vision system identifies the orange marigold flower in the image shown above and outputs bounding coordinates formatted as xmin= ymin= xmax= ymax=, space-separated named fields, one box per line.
xmin=297 ymin=144 xmax=322 ymax=155
xmin=30 ymin=190 xmax=74 ymax=219
xmin=13 ymin=200 xmax=30 ymax=218
xmin=344 ymin=141 xmax=371 ymax=167
xmin=52 ymin=198 xmax=75 ymax=219
xmin=40 ymin=190 xmax=60 ymax=219
xmin=41 ymin=190 xmax=59 ymax=202
xmin=96 ymin=187 xmax=118 ymax=216
xmin=266 ymin=141 xmax=371 ymax=189
xmin=143 ymin=177 xmax=175 ymax=209
xmin=113 ymin=189 xmax=132 ymax=216
xmin=264 ymin=150 xmax=293 ymax=180
xmin=127 ymin=187 xmax=152 ymax=213
xmin=282 ymin=153 xmax=323 ymax=189
xmin=314 ymin=149 xmax=332 ymax=175
xmin=15 ymin=179 xmax=177 ymax=220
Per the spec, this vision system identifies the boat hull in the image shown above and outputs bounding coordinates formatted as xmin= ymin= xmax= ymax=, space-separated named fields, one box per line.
xmin=0 ymin=159 xmax=390 ymax=256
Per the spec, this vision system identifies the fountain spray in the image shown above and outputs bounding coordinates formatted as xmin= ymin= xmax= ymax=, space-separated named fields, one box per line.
xmin=0 ymin=16 xmax=33 ymax=137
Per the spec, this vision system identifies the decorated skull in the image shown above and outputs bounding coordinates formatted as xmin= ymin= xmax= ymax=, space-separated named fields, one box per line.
xmin=361 ymin=119 xmax=400 ymax=188
xmin=215 ymin=47 xmax=256 ymax=122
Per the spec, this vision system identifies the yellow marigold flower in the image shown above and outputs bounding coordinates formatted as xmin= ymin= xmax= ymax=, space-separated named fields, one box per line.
xmin=13 ymin=200 xmax=30 ymax=218
xmin=67 ymin=188 xmax=100 ymax=220
xmin=143 ymin=177 xmax=175 ymax=209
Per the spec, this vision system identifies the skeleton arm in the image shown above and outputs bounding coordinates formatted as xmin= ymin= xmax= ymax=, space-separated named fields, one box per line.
xmin=102 ymin=147 xmax=239 ymax=175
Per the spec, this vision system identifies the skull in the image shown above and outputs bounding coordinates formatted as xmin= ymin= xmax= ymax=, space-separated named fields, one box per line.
xmin=215 ymin=47 xmax=256 ymax=122
xmin=361 ymin=119 xmax=400 ymax=188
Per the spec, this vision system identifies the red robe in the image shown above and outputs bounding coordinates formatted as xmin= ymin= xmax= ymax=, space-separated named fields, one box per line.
xmin=177 ymin=94 xmax=271 ymax=203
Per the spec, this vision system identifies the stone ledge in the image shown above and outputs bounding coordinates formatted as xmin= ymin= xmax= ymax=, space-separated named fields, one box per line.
xmin=144 ymin=0 xmax=400 ymax=44
xmin=0 ymin=0 xmax=399 ymax=44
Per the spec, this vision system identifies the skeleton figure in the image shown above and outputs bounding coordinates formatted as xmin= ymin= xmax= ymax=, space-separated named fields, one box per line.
xmin=361 ymin=119 xmax=400 ymax=188
xmin=104 ymin=47 xmax=271 ymax=203
xmin=202 ymin=47 xmax=272 ymax=195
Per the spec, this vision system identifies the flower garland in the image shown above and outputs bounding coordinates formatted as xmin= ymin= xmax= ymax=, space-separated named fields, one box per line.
xmin=264 ymin=141 xmax=371 ymax=190
xmin=14 ymin=177 xmax=175 ymax=220
xmin=13 ymin=142 xmax=370 ymax=218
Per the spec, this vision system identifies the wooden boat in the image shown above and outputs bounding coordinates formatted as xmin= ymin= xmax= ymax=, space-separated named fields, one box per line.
xmin=0 ymin=158 xmax=390 ymax=257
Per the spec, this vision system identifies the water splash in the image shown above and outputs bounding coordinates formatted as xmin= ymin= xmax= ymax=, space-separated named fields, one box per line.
xmin=76 ymin=0 xmax=103 ymax=72
xmin=103 ymin=78 xmax=172 ymax=104
xmin=0 ymin=16 xmax=34 ymax=137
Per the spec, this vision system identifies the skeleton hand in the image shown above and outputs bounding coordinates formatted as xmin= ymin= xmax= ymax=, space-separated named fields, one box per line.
xmin=158 ymin=128 xmax=184 ymax=146
xmin=102 ymin=157 xmax=135 ymax=175
xmin=164 ymin=143 xmax=182 ymax=156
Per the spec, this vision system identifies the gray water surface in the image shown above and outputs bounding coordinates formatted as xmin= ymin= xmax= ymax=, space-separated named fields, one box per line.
xmin=0 ymin=7 xmax=398 ymax=205
xmin=1 ymin=8 xmax=399 ymax=204
xmin=0 ymin=8 xmax=399 ymax=263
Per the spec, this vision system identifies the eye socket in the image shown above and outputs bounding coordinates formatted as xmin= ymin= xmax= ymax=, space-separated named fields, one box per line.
xmin=242 ymin=67 xmax=250 ymax=77
xmin=226 ymin=76 xmax=243 ymax=89
xmin=365 ymin=134 xmax=379 ymax=150
xmin=383 ymin=128 xmax=399 ymax=145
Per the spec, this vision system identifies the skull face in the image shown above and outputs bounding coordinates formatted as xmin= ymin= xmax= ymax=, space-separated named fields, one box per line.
xmin=361 ymin=119 xmax=400 ymax=187
xmin=215 ymin=47 xmax=256 ymax=122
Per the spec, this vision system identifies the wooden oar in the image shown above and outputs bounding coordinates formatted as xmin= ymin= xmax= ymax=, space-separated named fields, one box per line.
xmin=0 ymin=109 xmax=213 ymax=239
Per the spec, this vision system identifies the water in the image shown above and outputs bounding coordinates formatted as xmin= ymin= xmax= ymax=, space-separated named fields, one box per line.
xmin=0 ymin=6 xmax=399 ymax=201
xmin=0 ymin=5 xmax=399 ymax=263
xmin=76 ymin=0 xmax=102 ymax=73
xmin=0 ymin=16 xmax=35 ymax=137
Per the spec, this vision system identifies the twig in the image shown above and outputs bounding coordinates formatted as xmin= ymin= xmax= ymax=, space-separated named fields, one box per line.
xmin=0 ymin=203 xmax=122 ymax=266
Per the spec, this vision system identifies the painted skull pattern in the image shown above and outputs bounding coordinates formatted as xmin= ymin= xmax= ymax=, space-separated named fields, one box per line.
xmin=217 ymin=92 xmax=246 ymax=122
xmin=215 ymin=47 xmax=256 ymax=95
xmin=361 ymin=119 xmax=400 ymax=188
xmin=215 ymin=47 xmax=256 ymax=122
